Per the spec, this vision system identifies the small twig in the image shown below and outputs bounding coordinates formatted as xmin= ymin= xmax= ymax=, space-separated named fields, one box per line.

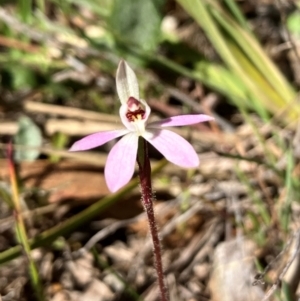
xmin=167 ymin=86 xmax=234 ymax=132
xmin=0 ymin=203 xmax=58 ymax=232
xmin=257 ymin=233 xmax=295 ymax=282
xmin=215 ymin=150 xmax=283 ymax=177
xmin=259 ymin=230 xmax=300 ymax=301
xmin=166 ymin=218 xmax=220 ymax=274
xmin=80 ymin=214 xmax=145 ymax=253
xmin=24 ymin=100 xmax=117 ymax=123
xmin=178 ymin=222 xmax=223 ymax=282
xmin=0 ymin=8 xmax=52 ymax=43
xmin=80 ymin=199 xmax=178 ymax=254
xmin=278 ymin=232 xmax=300 ymax=280
xmin=0 ymin=35 xmax=40 ymax=52
xmin=262 ymin=283 xmax=279 ymax=301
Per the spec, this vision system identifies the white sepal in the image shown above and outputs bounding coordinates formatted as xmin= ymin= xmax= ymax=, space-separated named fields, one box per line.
xmin=116 ymin=60 xmax=139 ymax=104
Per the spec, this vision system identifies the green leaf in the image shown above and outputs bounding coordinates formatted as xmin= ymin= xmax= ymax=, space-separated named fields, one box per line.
xmin=13 ymin=116 xmax=42 ymax=162
xmin=287 ymin=11 xmax=300 ymax=37
xmin=109 ymin=0 xmax=164 ymax=52
xmin=9 ymin=65 xmax=37 ymax=90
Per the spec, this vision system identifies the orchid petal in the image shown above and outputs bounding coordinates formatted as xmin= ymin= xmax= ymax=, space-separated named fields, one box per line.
xmin=147 ymin=114 xmax=214 ymax=128
xmin=143 ymin=129 xmax=199 ymax=168
xmin=119 ymin=99 xmax=151 ymax=133
xmin=69 ymin=129 xmax=129 ymax=151
xmin=116 ymin=60 xmax=139 ymax=105
xmin=140 ymin=99 xmax=151 ymax=121
xmin=105 ymin=133 xmax=138 ymax=192
xmin=119 ymin=103 xmax=134 ymax=131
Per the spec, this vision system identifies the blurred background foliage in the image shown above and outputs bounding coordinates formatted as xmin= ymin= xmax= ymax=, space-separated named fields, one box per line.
xmin=0 ymin=0 xmax=298 ymax=119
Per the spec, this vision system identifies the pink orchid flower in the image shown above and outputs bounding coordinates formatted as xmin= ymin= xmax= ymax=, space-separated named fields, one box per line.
xmin=70 ymin=61 xmax=214 ymax=192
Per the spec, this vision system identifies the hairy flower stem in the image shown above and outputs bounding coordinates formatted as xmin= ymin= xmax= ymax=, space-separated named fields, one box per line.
xmin=137 ymin=138 xmax=169 ymax=301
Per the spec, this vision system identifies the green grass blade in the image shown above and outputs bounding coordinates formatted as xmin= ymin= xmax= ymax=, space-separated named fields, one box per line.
xmin=209 ymin=3 xmax=296 ymax=102
xmin=223 ymin=0 xmax=249 ymax=31
xmin=175 ymin=0 xmax=269 ymax=106
xmin=280 ymin=149 xmax=294 ymax=231
xmin=18 ymin=0 xmax=32 ymax=23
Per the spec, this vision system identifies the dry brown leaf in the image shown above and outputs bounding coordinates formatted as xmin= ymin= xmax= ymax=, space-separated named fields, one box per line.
xmin=0 ymin=159 xmax=109 ymax=203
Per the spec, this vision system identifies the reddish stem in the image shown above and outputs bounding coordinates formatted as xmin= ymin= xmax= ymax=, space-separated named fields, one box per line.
xmin=137 ymin=138 xmax=168 ymax=301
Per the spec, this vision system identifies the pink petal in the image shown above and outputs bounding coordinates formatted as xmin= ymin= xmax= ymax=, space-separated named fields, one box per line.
xmin=105 ymin=133 xmax=138 ymax=192
xmin=147 ymin=114 xmax=214 ymax=128
xmin=143 ymin=129 xmax=200 ymax=168
xmin=140 ymin=98 xmax=151 ymax=121
xmin=119 ymin=103 xmax=135 ymax=130
xmin=116 ymin=60 xmax=139 ymax=105
xmin=69 ymin=129 xmax=129 ymax=151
